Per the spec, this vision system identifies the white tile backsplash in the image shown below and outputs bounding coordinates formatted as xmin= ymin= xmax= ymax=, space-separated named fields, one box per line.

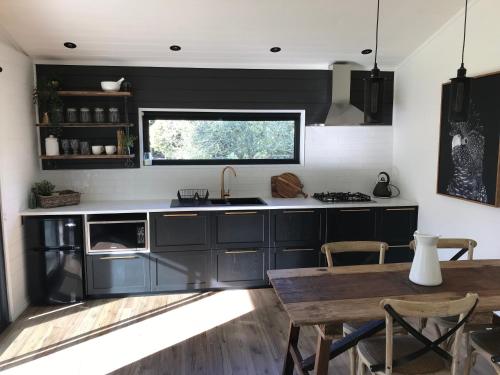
xmin=40 ymin=126 xmax=393 ymax=201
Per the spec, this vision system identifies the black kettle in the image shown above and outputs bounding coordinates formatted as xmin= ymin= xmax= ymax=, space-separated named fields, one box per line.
xmin=373 ymin=172 xmax=392 ymax=197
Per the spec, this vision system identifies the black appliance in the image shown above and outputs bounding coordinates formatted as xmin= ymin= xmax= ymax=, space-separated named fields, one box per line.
xmin=372 ymin=171 xmax=400 ymax=198
xmin=24 ymin=216 xmax=84 ymax=304
xmin=312 ymin=192 xmax=373 ymax=203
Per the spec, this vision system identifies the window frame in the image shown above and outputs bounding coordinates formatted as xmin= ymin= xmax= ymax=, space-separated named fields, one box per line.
xmin=139 ymin=108 xmax=305 ymax=166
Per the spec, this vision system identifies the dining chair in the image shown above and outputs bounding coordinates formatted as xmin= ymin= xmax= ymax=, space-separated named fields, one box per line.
xmin=409 ymin=238 xmax=477 ymax=345
xmin=320 ymin=241 xmax=390 ymax=375
xmin=357 ymin=293 xmax=479 ymax=375
xmin=466 ymin=328 xmax=500 ymax=374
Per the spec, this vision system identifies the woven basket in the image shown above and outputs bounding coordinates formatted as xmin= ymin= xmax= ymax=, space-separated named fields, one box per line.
xmin=37 ymin=190 xmax=81 ymax=208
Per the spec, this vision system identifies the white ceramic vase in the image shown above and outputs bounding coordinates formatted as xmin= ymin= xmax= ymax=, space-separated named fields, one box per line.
xmin=409 ymin=231 xmax=442 ymax=286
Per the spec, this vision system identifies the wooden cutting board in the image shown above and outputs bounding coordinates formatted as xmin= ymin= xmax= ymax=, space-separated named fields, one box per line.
xmin=271 ymin=173 xmax=308 ymax=198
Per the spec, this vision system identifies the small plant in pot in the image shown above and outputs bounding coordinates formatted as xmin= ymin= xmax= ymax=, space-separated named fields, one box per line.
xmin=32 ymin=180 xmax=56 ymax=197
xmin=123 ymin=134 xmax=137 ymax=155
xmin=33 ymin=78 xmax=63 ymax=126
xmin=31 ymin=180 xmax=81 ymax=208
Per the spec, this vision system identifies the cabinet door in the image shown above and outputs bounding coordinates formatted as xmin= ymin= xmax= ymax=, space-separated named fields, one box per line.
xmin=86 ymin=254 xmax=150 ymax=295
xmin=377 ymin=207 xmax=418 ymax=263
xmin=326 ymin=208 xmax=377 ymax=242
xmin=214 ymin=248 xmax=268 ymax=288
xmin=150 ymin=251 xmax=211 ymax=291
xmin=271 ymin=209 xmax=324 ymax=247
xmin=150 ymin=212 xmax=210 ymax=251
xmin=272 ymin=247 xmax=321 ymax=270
xmin=214 ymin=211 xmax=269 ymax=248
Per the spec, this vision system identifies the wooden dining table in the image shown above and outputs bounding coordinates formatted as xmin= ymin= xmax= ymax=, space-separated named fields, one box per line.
xmin=268 ymin=260 xmax=500 ymax=375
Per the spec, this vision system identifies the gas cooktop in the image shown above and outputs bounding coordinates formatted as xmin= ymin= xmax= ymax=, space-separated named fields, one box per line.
xmin=312 ymin=192 xmax=374 ymax=203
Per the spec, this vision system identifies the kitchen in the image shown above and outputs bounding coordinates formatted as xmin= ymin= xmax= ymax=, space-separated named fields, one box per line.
xmin=0 ymin=0 xmax=500 ymax=374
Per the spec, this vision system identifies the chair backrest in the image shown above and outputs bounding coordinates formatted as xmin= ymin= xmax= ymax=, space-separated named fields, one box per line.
xmin=320 ymin=241 xmax=388 ymax=268
xmin=377 ymin=293 xmax=479 ymax=375
xmin=409 ymin=238 xmax=477 ymax=260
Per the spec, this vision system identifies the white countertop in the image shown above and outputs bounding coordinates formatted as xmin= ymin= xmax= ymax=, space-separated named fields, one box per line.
xmin=20 ymin=197 xmax=417 ymax=216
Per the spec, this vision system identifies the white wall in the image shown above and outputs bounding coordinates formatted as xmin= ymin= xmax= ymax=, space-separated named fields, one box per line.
xmin=0 ymin=28 xmax=37 ymax=319
xmin=393 ymin=0 xmax=500 ymax=259
xmin=40 ymin=126 xmax=393 ymax=201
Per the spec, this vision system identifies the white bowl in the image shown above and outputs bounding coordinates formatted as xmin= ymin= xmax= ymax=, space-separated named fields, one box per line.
xmin=101 ymin=81 xmax=121 ymax=92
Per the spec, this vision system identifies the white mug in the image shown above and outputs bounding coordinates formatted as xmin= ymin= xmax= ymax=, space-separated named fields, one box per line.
xmin=105 ymin=145 xmax=117 ymax=155
xmin=92 ymin=145 xmax=104 ymax=155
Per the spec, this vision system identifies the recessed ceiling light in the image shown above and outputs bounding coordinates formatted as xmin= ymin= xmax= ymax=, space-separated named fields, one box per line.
xmin=170 ymin=45 xmax=181 ymax=51
xmin=270 ymin=47 xmax=281 ymax=53
xmin=64 ymin=42 xmax=77 ymax=49
xmin=361 ymin=49 xmax=373 ymax=55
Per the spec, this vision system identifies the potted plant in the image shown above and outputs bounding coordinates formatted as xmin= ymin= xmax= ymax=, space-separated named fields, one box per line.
xmin=31 ymin=180 xmax=80 ymax=208
xmin=33 ymin=78 xmax=63 ymax=125
xmin=123 ymin=134 xmax=137 ymax=155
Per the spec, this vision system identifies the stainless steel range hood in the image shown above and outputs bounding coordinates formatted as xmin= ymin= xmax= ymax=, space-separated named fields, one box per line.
xmin=323 ymin=62 xmax=364 ymax=126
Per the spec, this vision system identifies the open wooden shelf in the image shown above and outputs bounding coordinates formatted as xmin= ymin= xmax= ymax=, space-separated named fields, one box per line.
xmin=40 ymin=154 xmax=135 ymax=160
xmin=57 ymin=90 xmax=132 ymax=97
xmin=36 ymin=123 xmax=133 ymax=128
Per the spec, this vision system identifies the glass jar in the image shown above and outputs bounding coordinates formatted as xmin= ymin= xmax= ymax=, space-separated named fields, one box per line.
xmin=108 ymin=107 xmax=120 ymax=123
xmin=94 ymin=107 xmax=105 ymax=123
xmin=66 ymin=108 xmax=78 ymax=123
xmin=80 ymin=107 xmax=91 ymax=123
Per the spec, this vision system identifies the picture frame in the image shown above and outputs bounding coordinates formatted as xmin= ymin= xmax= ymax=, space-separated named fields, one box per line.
xmin=437 ymin=71 xmax=500 ymax=207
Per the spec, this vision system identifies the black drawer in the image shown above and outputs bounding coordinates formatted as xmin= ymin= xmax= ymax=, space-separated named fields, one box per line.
xmin=214 ymin=248 xmax=268 ymax=288
xmin=272 ymin=247 xmax=321 ymax=270
xmin=271 ymin=209 xmax=324 ymax=247
xmin=377 ymin=207 xmax=418 ymax=245
xmin=150 ymin=251 xmax=211 ymax=291
xmin=213 ymin=210 xmax=269 ymax=248
xmin=86 ymin=253 xmax=150 ymax=295
xmin=326 ymin=208 xmax=377 ymax=241
xmin=150 ymin=212 xmax=211 ymax=251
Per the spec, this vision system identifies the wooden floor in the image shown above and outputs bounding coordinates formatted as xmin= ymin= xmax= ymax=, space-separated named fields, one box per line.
xmin=0 ymin=288 xmax=495 ymax=375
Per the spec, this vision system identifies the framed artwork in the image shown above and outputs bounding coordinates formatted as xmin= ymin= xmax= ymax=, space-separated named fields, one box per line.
xmin=437 ymin=71 xmax=500 ymax=207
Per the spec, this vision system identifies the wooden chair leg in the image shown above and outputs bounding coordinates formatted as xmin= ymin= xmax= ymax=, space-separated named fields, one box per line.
xmin=313 ymin=334 xmax=332 ymax=375
xmin=282 ymin=321 xmax=300 ymax=375
xmin=348 ymin=347 xmax=358 ymax=375
xmin=357 ymin=357 xmax=365 ymax=375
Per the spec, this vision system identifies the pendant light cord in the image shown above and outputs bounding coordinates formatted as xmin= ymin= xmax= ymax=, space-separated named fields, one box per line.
xmin=461 ymin=0 xmax=468 ymax=66
xmin=374 ymin=0 xmax=380 ymax=67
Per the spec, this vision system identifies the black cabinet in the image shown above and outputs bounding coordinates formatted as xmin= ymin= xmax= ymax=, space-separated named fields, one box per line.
xmin=271 ymin=209 xmax=324 ymax=247
xmin=86 ymin=253 xmax=150 ymax=295
xmin=150 ymin=251 xmax=211 ymax=292
xmin=214 ymin=248 xmax=268 ymax=288
xmin=326 ymin=208 xmax=377 ymax=242
xmin=378 ymin=207 xmax=418 ymax=263
xmin=272 ymin=247 xmax=321 ymax=269
xmin=150 ymin=212 xmax=211 ymax=251
xmin=213 ymin=211 xmax=269 ymax=248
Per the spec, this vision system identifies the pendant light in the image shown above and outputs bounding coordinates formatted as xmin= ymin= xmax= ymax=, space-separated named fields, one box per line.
xmin=448 ymin=0 xmax=471 ymax=123
xmin=364 ymin=0 xmax=384 ymax=124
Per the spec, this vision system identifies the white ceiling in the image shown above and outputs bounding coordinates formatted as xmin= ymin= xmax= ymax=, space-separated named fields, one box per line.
xmin=0 ymin=0 xmax=464 ymax=69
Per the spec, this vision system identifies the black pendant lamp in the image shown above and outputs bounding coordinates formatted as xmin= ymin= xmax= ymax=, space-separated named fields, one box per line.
xmin=364 ymin=0 xmax=384 ymax=124
xmin=449 ymin=0 xmax=471 ymax=123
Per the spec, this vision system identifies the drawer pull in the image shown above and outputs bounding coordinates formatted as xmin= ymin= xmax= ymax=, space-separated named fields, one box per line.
xmin=339 ymin=209 xmax=371 ymax=212
xmin=389 ymin=245 xmax=410 ymax=248
xmin=163 ymin=213 xmax=199 ymax=217
xmin=283 ymin=210 xmax=315 ymax=214
xmin=283 ymin=248 xmax=316 ymax=252
xmin=225 ymin=250 xmax=258 ymax=254
xmin=385 ymin=208 xmax=416 ymax=211
xmin=99 ymin=255 xmax=139 ymax=260
xmin=224 ymin=211 xmax=257 ymax=215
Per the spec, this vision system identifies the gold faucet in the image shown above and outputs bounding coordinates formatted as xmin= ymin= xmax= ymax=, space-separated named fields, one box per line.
xmin=220 ymin=166 xmax=237 ymax=199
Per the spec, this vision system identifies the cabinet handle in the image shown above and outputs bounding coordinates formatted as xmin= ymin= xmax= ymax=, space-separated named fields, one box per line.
xmin=389 ymin=245 xmax=410 ymax=248
xmin=283 ymin=210 xmax=315 ymax=214
xmin=283 ymin=248 xmax=316 ymax=252
xmin=224 ymin=250 xmax=258 ymax=254
xmin=224 ymin=211 xmax=257 ymax=215
xmin=385 ymin=208 xmax=416 ymax=211
xmin=99 ymin=255 xmax=139 ymax=260
xmin=339 ymin=209 xmax=371 ymax=212
xmin=163 ymin=213 xmax=199 ymax=217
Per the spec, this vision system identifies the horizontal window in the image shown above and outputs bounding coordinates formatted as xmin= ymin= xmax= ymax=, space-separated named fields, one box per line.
xmin=142 ymin=110 xmax=302 ymax=165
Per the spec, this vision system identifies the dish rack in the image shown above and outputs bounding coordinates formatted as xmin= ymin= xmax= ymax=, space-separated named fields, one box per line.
xmin=177 ymin=189 xmax=209 ymax=203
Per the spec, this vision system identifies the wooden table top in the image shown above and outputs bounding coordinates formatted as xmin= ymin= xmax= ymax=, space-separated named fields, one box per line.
xmin=267 ymin=260 xmax=500 ymax=326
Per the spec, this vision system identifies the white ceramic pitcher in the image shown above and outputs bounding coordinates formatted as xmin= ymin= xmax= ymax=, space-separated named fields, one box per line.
xmin=409 ymin=231 xmax=442 ymax=286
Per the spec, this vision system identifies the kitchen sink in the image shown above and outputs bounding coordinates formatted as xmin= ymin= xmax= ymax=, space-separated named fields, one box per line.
xmin=209 ymin=197 xmax=267 ymax=206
